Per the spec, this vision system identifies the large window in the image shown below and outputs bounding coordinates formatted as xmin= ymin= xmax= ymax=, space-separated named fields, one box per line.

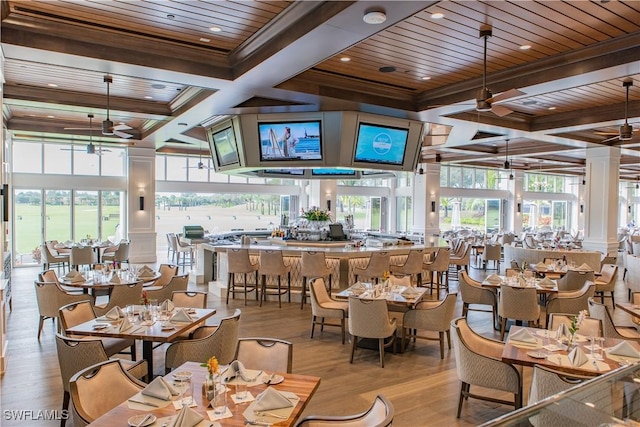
xmin=440 ymin=165 xmax=500 ymax=190
xmin=396 ymin=196 xmax=412 ymax=233
xmin=439 ymin=197 xmax=502 ymax=233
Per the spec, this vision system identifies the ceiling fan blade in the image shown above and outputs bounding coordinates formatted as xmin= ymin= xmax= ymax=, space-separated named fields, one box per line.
xmin=112 ymin=129 xmax=133 ymax=139
xmin=594 ymin=130 xmax=619 ymax=136
xmin=491 ymin=104 xmax=514 ymax=117
xmin=112 ymin=124 xmax=132 ymax=131
xmin=487 ymin=88 xmax=526 ymax=104
xmin=63 ymin=127 xmax=101 ymax=130
xmin=600 ymin=135 xmax=620 ymax=144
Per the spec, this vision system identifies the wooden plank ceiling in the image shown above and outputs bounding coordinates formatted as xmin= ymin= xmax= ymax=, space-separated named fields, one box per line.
xmin=2 ymin=0 xmax=640 ymax=179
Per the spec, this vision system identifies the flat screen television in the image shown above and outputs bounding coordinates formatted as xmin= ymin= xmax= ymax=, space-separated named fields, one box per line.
xmin=260 ymin=168 xmax=305 ymax=177
xmin=353 ymin=122 xmax=409 ymax=166
xmin=210 ymin=125 xmax=239 ymax=167
xmin=311 ymin=168 xmax=357 ymax=177
xmin=258 ymin=120 xmax=322 ymax=161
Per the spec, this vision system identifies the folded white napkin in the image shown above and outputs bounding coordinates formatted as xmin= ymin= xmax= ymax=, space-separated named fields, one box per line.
xmin=510 ymin=328 xmax=537 ymax=344
xmin=109 ymin=273 xmax=121 ymax=284
xmin=142 ymin=377 xmax=180 ymax=401
xmin=223 ymin=360 xmax=249 ymax=382
xmin=576 ymin=263 xmax=592 ymax=271
xmin=350 ymin=282 xmax=365 ymax=291
xmin=535 ymin=261 xmax=546 ymax=269
xmin=171 ymin=308 xmax=193 ymax=323
xmin=105 ymin=306 xmax=124 ymax=320
xmin=608 ymin=341 xmax=640 ymax=358
xmin=161 ymin=299 xmax=175 ymax=312
xmin=556 ymin=323 xmax=571 ymax=341
xmin=253 ymin=387 xmax=294 ymax=411
xmin=485 ymin=273 xmax=502 ymax=285
xmin=119 ymin=316 xmax=133 ymax=333
xmin=539 ymin=277 xmax=555 ymax=288
xmin=401 ymin=287 xmax=421 ymax=298
xmin=138 ymin=265 xmax=155 ymax=278
xmin=169 ymin=406 xmax=203 ymax=427
xmin=65 ymin=269 xmax=86 ymax=282
xmin=65 ymin=269 xmax=80 ymax=279
xmin=568 ymin=347 xmax=589 ymax=367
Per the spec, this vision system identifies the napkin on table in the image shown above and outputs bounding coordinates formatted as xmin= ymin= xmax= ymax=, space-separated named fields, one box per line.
xmin=509 ymin=328 xmax=537 ymax=344
xmin=539 ymin=277 xmax=555 ymax=288
xmin=568 ymin=347 xmax=589 ymax=367
xmin=141 ymin=377 xmax=180 ymax=401
xmin=160 ymin=299 xmax=175 ymax=312
xmin=535 ymin=261 xmax=547 ymax=269
xmin=109 ymin=273 xmax=121 ymax=284
xmin=171 ymin=308 xmax=193 ymax=323
xmin=350 ymin=282 xmax=365 ymax=291
xmin=119 ymin=316 xmax=133 ymax=333
xmin=65 ymin=269 xmax=86 ymax=282
xmin=223 ymin=360 xmax=249 ymax=382
xmin=169 ymin=406 xmax=203 ymax=427
xmin=608 ymin=341 xmax=640 ymax=358
xmin=401 ymin=287 xmax=421 ymax=298
xmin=485 ymin=273 xmax=502 ymax=285
xmin=138 ymin=265 xmax=155 ymax=278
xmin=556 ymin=323 xmax=571 ymax=341
xmin=253 ymin=387 xmax=295 ymax=411
xmin=576 ymin=263 xmax=592 ymax=271
xmin=104 ymin=306 xmax=124 ymax=320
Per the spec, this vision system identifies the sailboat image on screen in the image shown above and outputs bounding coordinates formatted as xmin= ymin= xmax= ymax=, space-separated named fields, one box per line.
xmin=258 ymin=120 xmax=323 ymax=161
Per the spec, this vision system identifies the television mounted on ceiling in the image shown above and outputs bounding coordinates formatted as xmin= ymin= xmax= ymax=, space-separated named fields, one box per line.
xmin=353 ymin=122 xmax=409 ymax=166
xmin=258 ymin=120 xmax=322 ymax=161
xmin=206 ymin=117 xmax=243 ymax=172
xmin=311 ymin=168 xmax=357 ymax=177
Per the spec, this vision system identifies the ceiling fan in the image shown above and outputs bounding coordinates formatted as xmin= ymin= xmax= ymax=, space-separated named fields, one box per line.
xmin=595 ymin=79 xmax=639 ymax=143
xmin=61 ymin=114 xmax=111 ymax=155
xmin=64 ymin=75 xmax=134 ymax=139
xmin=186 ymin=147 xmax=215 ymax=170
xmin=475 ymin=27 xmax=525 ymax=117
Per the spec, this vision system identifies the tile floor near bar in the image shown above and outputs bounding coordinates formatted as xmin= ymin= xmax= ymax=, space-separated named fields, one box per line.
xmin=0 ymin=258 xmax=632 ymax=426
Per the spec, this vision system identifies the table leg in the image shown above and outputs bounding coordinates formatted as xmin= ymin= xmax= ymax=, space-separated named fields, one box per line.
xmin=143 ymin=340 xmax=154 ymax=379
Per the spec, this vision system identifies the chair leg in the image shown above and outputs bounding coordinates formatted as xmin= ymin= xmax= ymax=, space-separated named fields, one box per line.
xmin=310 ymin=316 xmax=316 ymax=338
xmin=61 ymin=391 xmax=70 ymax=427
xmin=341 ymin=318 xmax=345 ymax=345
xmin=446 ymin=330 xmax=451 ymax=349
xmin=259 ymin=275 xmax=265 ymax=307
xmin=612 ymin=292 xmax=616 ymax=308
xmin=456 ymin=382 xmax=466 ymax=418
xmin=300 ymin=277 xmax=307 ymax=310
xmin=462 ymin=302 xmax=469 ymax=317
xmin=37 ymin=316 xmax=45 ymax=340
xmin=245 ymin=273 xmax=250 ymax=306
xmin=287 ymin=272 xmax=291 ymax=303
xmin=277 ymin=276 xmax=282 ymax=308
xmin=350 ymin=336 xmax=357 ymax=363
xmin=320 ymin=317 xmax=325 ymax=332
xmin=378 ymin=338 xmax=385 ymax=368
xmin=226 ymin=273 xmax=232 ymax=304
xmin=439 ymin=331 xmax=445 ymax=359
xmin=500 ymin=318 xmax=507 ymax=341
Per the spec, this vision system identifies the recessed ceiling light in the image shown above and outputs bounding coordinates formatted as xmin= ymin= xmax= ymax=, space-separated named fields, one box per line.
xmin=209 ymin=26 xmax=222 ymax=32
xmin=144 ymin=96 xmax=153 ymax=100
xmin=47 ymin=115 xmax=55 ymax=118
xmin=200 ymin=38 xmax=211 ymax=43
xmin=421 ymin=76 xmax=431 ymax=80
xmin=151 ymin=84 xmax=166 ymax=90
xmin=430 ymin=12 xmax=445 ymax=19
xmin=519 ymin=44 xmax=531 ymax=50
xmin=166 ymin=14 xmax=175 ymax=20
xmin=47 ymin=83 xmax=58 ymax=87
xmin=178 ymin=122 xmax=188 ymax=127
xmin=340 ymin=57 xmax=351 ymax=62
xmin=363 ymin=10 xmax=386 ymax=25
xmin=379 ymin=66 xmax=396 ymax=73
xmin=548 ymin=106 xmax=557 ymax=110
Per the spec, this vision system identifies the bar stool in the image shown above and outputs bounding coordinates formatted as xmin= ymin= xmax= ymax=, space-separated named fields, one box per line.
xmin=389 ymin=249 xmax=424 ymax=286
xmin=354 ymin=252 xmax=390 ymax=284
xmin=226 ymin=248 xmax=259 ymax=305
xmin=258 ymin=250 xmax=291 ymax=308
xmin=300 ymin=251 xmax=332 ymax=309
xmin=422 ymin=247 xmax=450 ymax=295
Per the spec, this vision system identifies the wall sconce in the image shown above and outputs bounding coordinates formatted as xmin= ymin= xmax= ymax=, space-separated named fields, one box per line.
xmin=138 ymin=188 xmax=145 ymax=211
xmin=629 ymin=205 xmax=632 ymax=214
xmin=431 ymin=201 xmax=436 ymax=213
xmin=580 ymin=204 xmax=584 ymax=214
xmin=517 ymin=203 xmax=522 ymax=213
xmin=326 ymin=199 xmax=331 ymax=211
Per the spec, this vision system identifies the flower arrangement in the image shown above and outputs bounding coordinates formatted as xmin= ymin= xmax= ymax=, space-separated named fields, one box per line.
xmin=140 ymin=290 xmax=149 ymax=306
xmin=382 ymin=271 xmax=390 ymax=281
xmin=201 ymin=355 xmax=220 ymax=377
xmin=569 ymin=310 xmax=588 ymax=336
xmin=301 ymin=207 xmax=331 ymax=222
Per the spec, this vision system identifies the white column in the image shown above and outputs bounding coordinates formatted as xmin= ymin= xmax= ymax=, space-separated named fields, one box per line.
xmin=308 ymin=180 xmax=337 ymax=219
xmin=583 ymin=146 xmax=620 ymax=254
xmin=128 ymin=147 xmax=156 ymax=263
xmin=413 ymin=163 xmax=440 ymax=245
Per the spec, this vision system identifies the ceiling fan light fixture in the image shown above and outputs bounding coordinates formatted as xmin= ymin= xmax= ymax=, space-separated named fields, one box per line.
xmin=503 ymin=160 xmax=510 ymax=170
xmin=86 ymin=143 xmax=96 ymax=154
xmin=476 ymin=88 xmax=492 ymax=111
xmin=620 ymin=123 xmax=633 ymax=140
xmin=363 ymin=10 xmax=386 ymax=25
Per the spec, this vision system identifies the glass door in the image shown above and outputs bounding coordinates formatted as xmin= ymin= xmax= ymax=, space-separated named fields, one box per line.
xmin=14 ymin=189 xmax=42 ymax=266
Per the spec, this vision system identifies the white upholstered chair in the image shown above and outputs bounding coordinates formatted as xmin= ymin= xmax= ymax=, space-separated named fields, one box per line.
xmin=295 ymin=394 xmax=394 ymax=427
xmin=309 ymin=277 xmax=348 ymax=344
xmin=235 ymin=337 xmax=293 ymax=373
xmin=348 ymin=297 xmax=396 ymax=368
xmin=402 ymin=292 xmax=457 ymax=358
xmin=498 ymin=284 xmax=540 ymax=340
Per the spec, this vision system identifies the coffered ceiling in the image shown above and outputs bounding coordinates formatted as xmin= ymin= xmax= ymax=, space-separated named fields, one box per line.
xmin=2 ymin=0 xmax=640 ymax=180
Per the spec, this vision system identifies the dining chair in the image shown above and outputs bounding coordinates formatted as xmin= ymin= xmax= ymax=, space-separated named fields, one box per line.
xmin=309 ymin=277 xmax=348 ymax=344
xmin=481 ymin=243 xmax=502 ymax=271
xmin=235 ymin=337 xmax=293 ymax=373
xmin=348 ymin=297 xmax=397 ymax=368
xmin=296 ymin=394 xmax=394 ymax=427
xmin=166 ymin=232 xmax=176 ymax=262
xmin=448 ymin=244 xmax=471 ymax=281
xmin=402 ymin=292 xmax=457 ymax=358
xmin=151 ymin=263 xmax=179 ymax=288
xmin=423 ymin=247 xmax=450 ymax=295
xmin=69 ymin=359 xmax=146 ymax=427
xmin=171 ymin=290 xmax=207 ymax=308
xmin=169 ymin=234 xmax=194 ymax=272
xmin=557 ymin=270 xmax=595 ymax=292
xmin=35 ymin=280 xmax=91 ymax=340
xmin=101 ymin=240 xmax=130 ymax=267
xmin=69 ymin=246 xmax=95 ymax=272
xmin=300 ymin=251 xmax=333 ymax=309
xmin=144 ymin=273 xmax=189 ymax=302
xmin=55 ymin=333 xmax=147 ymax=427
xmin=41 ymin=243 xmax=70 ymax=273
xmin=458 ymin=270 xmax=497 ymax=328
xmin=450 ymin=317 xmax=522 ymax=418
xmin=164 ymin=309 xmax=241 ymax=372
xmin=545 ymin=281 xmax=596 ymax=326
xmin=226 ymin=248 xmax=259 ymax=305
xmin=93 ymin=281 xmax=143 ymax=317
xmin=390 ymin=249 xmax=424 ymax=286
xmin=594 ymin=264 xmax=618 ymax=306
xmin=39 ymin=268 xmax=83 ymax=294
xmin=588 ymin=298 xmax=640 ymax=342
xmin=58 ymin=300 xmax=136 ymax=359
xmin=354 ymin=251 xmax=390 ymax=284
xmin=498 ymin=284 xmax=540 ymax=340
xmin=258 ymin=250 xmax=291 ymax=308
xmin=547 ymin=313 xmax=602 ymax=337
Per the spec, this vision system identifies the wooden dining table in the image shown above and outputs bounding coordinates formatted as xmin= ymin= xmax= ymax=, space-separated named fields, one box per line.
xmin=66 ymin=308 xmax=217 ymax=379
xmin=501 ymin=326 xmax=640 ymax=376
xmin=87 ymin=361 xmax=321 ymax=427
xmin=481 ymin=276 xmax=559 ymax=294
xmin=334 ymin=284 xmax=429 ymax=309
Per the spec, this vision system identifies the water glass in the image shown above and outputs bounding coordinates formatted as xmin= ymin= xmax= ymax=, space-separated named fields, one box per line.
xmin=149 ymin=299 xmax=159 ymax=321
xmin=125 ymin=305 xmax=135 ymax=323
xmin=175 ymin=372 xmax=193 ymax=406
xmin=235 ymin=382 xmax=247 ymax=402
xmin=596 ymin=337 xmax=605 ymax=361
xmin=213 ymin=383 xmax=227 ymax=415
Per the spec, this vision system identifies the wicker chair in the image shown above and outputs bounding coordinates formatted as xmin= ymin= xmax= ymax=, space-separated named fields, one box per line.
xmin=450 ymin=317 xmax=522 ymax=418
xmin=164 ymin=309 xmax=241 ymax=373
xmin=58 ymin=300 xmax=136 ymax=359
xmin=34 ymin=280 xmax=91 ymax=339
xmin=235 ymin=337 xmax=293 ymax=373
xmin=226 ymin=248 xmax=259 ymax=305
xmin=296 ymin=394 xmax=394 ymax=427
xmin=423 ymin=247 xmax=450 ymax=295
xmin=41 ymin=243 xmax=70 ymax=273
xmin=171 ymin=290 xmax=207 ymax=308
xmin=348 ymin=297 xmax=397 ymax=368
xmin=69 ymin=359 xmax=146 ymax=427
xmin=93 ymin=281 xmax=143 ymax=317
xmin=300 ymin=251 xmax=333 ymax=309
xmin=144 ymin=273 xmax=189 ymax=302
xmin=55 ymin=333 xmax=147 ymax=427
xmin=588 ymin=298 xmax=640 ymax=342
xmin=309 ymin=277 xmax=348 ymax=344
xmin=258 ymin=250 xmax=291 ymax=308
xmin=498 ymin=284 xmax=540 ymax=340
xmin=547 ymin=313 xmax=602 ymax=337
xmin=354 ymin=251 xmax=390 ymax=284
xmin=545 ymin=281 xmax=596 ymax=326
xmin=402 ymin=292 xmax=457 ymax=358
xmin=390 ymin=249 xmax=424 ymax=286
xmin=595 ymin=264 xmax=618 ymax=306
xmin=557 ymin=270 xmax=595 ymax=292
xmin=458 ymin=271 xmax=497 ymax=327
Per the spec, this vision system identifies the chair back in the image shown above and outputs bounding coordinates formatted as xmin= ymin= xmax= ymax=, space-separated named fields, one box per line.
xmin=155 ymin=264 xmax=178 ymax=288
xmin=228 ymin=249 xmax=258 ymax=274
xmin=389 ymin=274 xmax=411 ymax=287
xmin=94 ymin=282 xmax=143 ymax=317
xmin=558 ymin=270 xmax=595 ymax=291
xmin=482 ymin=244 xmax=501 ymax=261
xmin=167 ymin=233 xmax=179 ymax=252
xmin=235 ymin=337 xmax=293 ymax=373
xmin=70 ymin=246 xmax=94 ymax=268
xmin=258 ymin=250 xmax=289 ymax=276
xmin=310 ymin=278 xmax=332 ymax=307
xmin=113 ymin=241 xmax=130 ymax=262
xmin=588 ymin=298 xmax=624 ymax=339
xmin=598 ymin=264 xmax=618 ymax=286
xmin=41 ymin=243 xmax=55 ymax=264
xmin=55 ymin=333 xmax=109 ymax=393
xmin=510 ymin=259 xmax=520 ymax=269
xmin=358 ymin=252 xmax=391 ymax=279
xmin=498 ymin=285 xmax=539 ymax=322
xmin=458 ymin=271 xmax=495 ymax=306
xmin=301 ymin=251 xmax=331 ymax=277
xmin=59 ymin=300 xmax=97 ymax=331
xmin=428 ymin=248 xmax=450 ymax=271
xmin=296 ymin=394 xmax=394 ymax=427
xmin=547 ymin=313 xmax=602 ymax=337
xmin=348 ymin=298 xmax=395 ymax=339
xmin=171 ymin=291 xmax=207 ymax=308
xmin=35 ymin=281 xmax=63 ymax=318
xmin=395 ymin=249 xmax=425 ymax=274
xmin=39 ymin=269 xmax=61 ymax=284
xmin=69 ymin=359 xmax=145 ymax=427
xmin=146 ymin=274 xmax=189 ymax=302
xmin=407 ymin=292 xmax=458 ymax=331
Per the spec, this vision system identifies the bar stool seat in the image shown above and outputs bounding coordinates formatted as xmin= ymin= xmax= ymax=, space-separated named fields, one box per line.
xmin=354 ymin=252 xmax=390 ymax=284
xmin=300 ymin=251 xmax=332 ymax=309
xmin=226 ymin=248 xmax=259 ymax=305
xmin=258 ymin=250 xmax=291 ymax=308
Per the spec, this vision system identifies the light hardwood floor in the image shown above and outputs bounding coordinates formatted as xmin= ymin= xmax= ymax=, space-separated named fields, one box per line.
xmin=0 ymin=259 xmax=632 ymax=426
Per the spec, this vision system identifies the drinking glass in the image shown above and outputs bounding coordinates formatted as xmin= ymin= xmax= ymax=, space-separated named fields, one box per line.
xmin=596 ymin=337 xmax=605 ymax=361
xmin=149 ymin=299 xmax=159 ymax=321
xmin=213 ymin=382 xmax=227 ymax=415
xmin=125 ymin=305 xmax=135 ymax=323
xmin=235 ymin=382 xmax=247 ymax=402
xmin=175 ymin=371 xmax=193 ymax=406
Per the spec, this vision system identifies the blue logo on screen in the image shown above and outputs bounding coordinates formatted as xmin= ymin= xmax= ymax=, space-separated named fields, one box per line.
xmin=354 ymin=123 xmax=408 ymax=165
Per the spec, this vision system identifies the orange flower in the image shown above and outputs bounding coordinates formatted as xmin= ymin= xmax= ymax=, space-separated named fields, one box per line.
xmin=204 ymin=356 xmax=219 ymax=376
xmin=382 ymin=271 xmax=390 ymax=280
